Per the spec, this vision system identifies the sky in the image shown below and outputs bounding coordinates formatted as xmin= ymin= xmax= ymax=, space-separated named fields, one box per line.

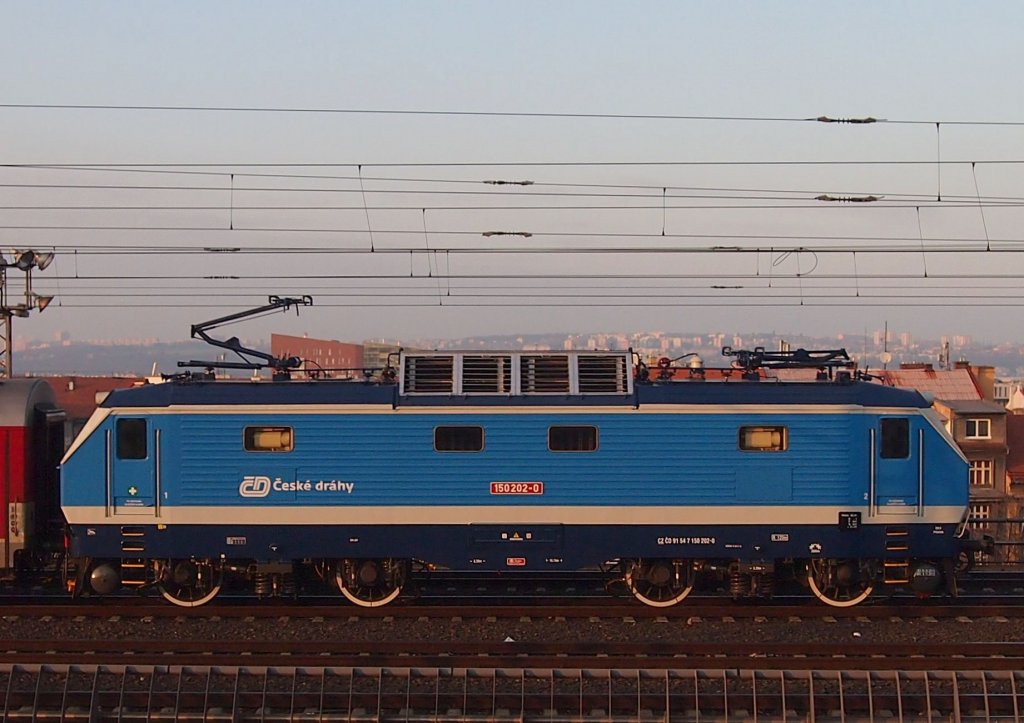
xmin=2 ymin=2 xmax=1024 ymax=348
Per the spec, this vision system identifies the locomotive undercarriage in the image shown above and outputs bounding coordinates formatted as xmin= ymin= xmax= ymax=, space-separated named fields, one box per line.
xmin=66 ymin=555 xmax=412 ymax=608
xmin=64 ymin=553 xmax=958 ymax=609
xmin=622 ymin=556 xmax=953 ymax=608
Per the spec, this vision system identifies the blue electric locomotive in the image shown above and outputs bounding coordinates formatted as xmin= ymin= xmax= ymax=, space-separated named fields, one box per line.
xmin=60 ymin=344 xmax=974 ymax=609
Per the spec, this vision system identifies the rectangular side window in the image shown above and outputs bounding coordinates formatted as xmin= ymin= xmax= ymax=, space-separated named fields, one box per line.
xmin=549 ymin=425 xmax=598 ymax=452
xmin=435 ymin=426 xmax=484 ymax=452
xmin=244 ymin=426 xmax=294 ymax=452
xmin=739 ymin=425 xmax=788 ymax=452
xmin=881 ymin=418 xmax=910 ymax=458
xmin=965 ymin=418 xmax=991 ymax=439
xmin=969 ymin=503 xmax=992 ymax=530
xmin=969 ymin=459 xmax=994 ymax=487
xmin=116 ymin=418 xmax=148 ymax=460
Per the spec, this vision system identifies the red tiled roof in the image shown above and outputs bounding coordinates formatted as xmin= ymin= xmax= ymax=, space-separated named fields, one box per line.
xmin=44 ymin=376 xmax=144 ymax=421
xmin=880 ymin=368 xmax=982 ymax=400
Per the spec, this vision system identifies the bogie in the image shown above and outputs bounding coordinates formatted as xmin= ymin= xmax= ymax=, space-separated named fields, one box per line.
xmin=335 ymin=558 xmax=409 ymax=608
xmin=623 ymin=558 xmax=696 ymax=608
xmin=806 ymin=558 xmax=876 ymax=608
xmin=157 ymin=558 xmax=224 ymax=608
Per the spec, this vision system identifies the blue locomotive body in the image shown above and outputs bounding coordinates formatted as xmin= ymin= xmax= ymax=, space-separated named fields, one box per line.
xmin=59 ymin=350 xmax=971 ymax=607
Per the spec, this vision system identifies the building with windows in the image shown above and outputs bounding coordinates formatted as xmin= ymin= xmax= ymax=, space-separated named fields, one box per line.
xmin=994 ymin=380 xmax=1016 ymax=407
xmin=1005 ymin=385 xmax=1024 ymax=413
xmin=361 ymin=341 xmax=402 ymax=376
xmin=270 ymin=334 xmax=364 ymax=379
xmin=1005 ymin=415 xmax=1024 ymax=558
xmin=936 ymin=399 xmax=1009 ymax=537
xmin=881 ymin=362 xmax=1014 ymax=549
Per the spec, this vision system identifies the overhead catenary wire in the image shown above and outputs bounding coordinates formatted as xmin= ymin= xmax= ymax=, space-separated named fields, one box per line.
xmin=66 ymin=281 xmax=1016 ymax=293
xmin=4 ymin=168 xmax=1024 ymax=203
xmin=972 ymin=162 xmax=992 ymax=252
xmin=4 ymin=201 xmax=1023 ymax=210
xmin=40 ymin=271 xmax=1024 ymax=282
xmin=8 ymin=159 xmax=1024 ymax=167
xmin=3 ymin=115 xmax=1023 ymax=317
xmin=357 ymin=165 xmax=374 ymax=252
xmin=3 ymin=230 xmax=1023 ymax=251
xmin=4 ymin=167 xmax=1024 ymax=206
xmin=915 ymin=207 xmax=929 ymax=278
xmin=4 ymin=102 xmax=1024 ymax=126
xmin=40 ymin=299 xmax=1024 ymax=309
xmin=48 ymin=280 xmax=1024 ymax=295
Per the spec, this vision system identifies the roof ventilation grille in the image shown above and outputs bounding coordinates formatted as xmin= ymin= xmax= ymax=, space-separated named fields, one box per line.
xmin=403 ymin=355 xmax=453 ymax=393
xmin=400 ymin=351 xmax=633 ymax=396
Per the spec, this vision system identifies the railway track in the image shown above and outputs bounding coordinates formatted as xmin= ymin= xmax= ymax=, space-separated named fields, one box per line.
xmin=1 ymin=603 xmax=1023 ymax=718
xmin=2 ymin=663 xmax=1022 ymax=721
xmin=3 ymin=599 xmax=1024 ymax=620
xmin=3 ymin=638 xmax=1024 ymax=671
xmin=3 ymin=574 xmax=1023 ymax=717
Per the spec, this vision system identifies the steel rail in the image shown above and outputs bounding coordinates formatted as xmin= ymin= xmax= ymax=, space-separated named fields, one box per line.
xmin=2 ymin=662 xmax=1024 ymax=721
xmin=2 ymin=600 xmax=1024 ymax=619
xmin=2 ymin=640 xmax=1024 ymax=671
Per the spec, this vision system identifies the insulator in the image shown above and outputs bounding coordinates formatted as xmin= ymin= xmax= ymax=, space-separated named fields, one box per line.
xmin=757 ymin=574 xmax=775 ymax=598
xmin=280 ymin=573 xmax=297 ymax=597
xmin=816 ymin=115 xmax=878 ymax=124
xmin=729 ymin=570 xmax=750 ymax=598
xmin=254 ymin=572 xmax=272 ymax=597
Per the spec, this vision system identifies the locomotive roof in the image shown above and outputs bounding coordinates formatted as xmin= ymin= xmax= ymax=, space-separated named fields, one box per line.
xmin=98 ymin=377 xmax=931 ymax=409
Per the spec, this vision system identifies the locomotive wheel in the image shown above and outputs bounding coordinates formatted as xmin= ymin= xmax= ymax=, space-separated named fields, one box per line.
xmin=157 ymin=558 xmax=224 ymax=608
xmin=623 ymin=558 xmax=695 ymax=608
xmin=807 ymin=558 xmax=874 ymax=607
xmin=335 ymin=558 xmax=406 ymax=608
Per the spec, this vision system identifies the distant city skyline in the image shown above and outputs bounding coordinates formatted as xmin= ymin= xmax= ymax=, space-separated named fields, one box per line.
xmin=10 ymin=325 xmax=987 ymax=353
xmin=14 ymin=324 xmax=1024 ymax=379
xmin=10 ymin=320 xmax=993 ymax=352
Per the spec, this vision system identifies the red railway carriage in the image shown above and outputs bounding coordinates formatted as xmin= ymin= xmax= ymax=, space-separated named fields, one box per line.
xmin=0 ymin=379 xmax=65 ymax=573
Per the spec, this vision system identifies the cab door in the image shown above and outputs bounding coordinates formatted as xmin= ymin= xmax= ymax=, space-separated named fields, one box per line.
xmin=110 ymin=417 xmax=159 ymax=516
xmin=872 ymin=417 xmax=920 ymax=515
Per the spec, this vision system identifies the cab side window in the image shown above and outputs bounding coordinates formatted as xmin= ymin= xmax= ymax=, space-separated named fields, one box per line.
xmin=244 ymin=426 xmax=294 ymax=452
xmin=116 ymin=418 xmax=148 ymax=460
xmin=881 ymin=418 xmax=910 ymax=459
xmin=739 ymin=425 xmax=788 ymax=452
